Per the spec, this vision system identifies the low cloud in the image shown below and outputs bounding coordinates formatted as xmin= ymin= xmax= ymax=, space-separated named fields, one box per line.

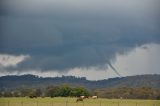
xmin=0 ymin=54 xmax=30 ymax=68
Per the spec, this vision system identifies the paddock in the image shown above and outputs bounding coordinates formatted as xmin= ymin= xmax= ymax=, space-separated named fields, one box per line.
xmin=0 ymin=97 xmax=159 ymax=106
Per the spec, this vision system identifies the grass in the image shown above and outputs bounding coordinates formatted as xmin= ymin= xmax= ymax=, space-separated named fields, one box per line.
xmin=0 ymin=97 xmax=159 ymax=106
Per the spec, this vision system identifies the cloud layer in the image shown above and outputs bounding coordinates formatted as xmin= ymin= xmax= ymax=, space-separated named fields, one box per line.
xmin=0 ymin=0 xmax=160 ymax=73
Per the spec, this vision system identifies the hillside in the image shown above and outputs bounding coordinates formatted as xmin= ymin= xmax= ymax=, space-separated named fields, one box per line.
xmin=0 ymin=74 xmax=160 ymax=90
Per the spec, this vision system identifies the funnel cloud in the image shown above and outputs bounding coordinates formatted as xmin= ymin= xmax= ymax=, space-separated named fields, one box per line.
xmin=108 ymin=62 xmax=122 ymax=77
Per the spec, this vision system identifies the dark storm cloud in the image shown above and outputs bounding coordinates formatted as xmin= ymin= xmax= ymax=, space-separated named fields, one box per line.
xmin=0 ymin=0 xmax=160 ymax=72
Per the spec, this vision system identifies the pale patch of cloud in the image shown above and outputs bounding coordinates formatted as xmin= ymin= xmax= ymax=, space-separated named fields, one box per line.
xmin=0 ymin=54 xmax=30 ymax=67
xmin=114 ymin=43 xmax=160 ymax=76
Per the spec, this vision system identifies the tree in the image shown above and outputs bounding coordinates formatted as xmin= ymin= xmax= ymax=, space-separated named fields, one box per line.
xmin=70 ymin=87 xmax=90 ymax=97
xmin=35 ymin=89 xmax=42 ymax=97
xmin=46 ymin=86 xmax=60 ymax=97
xmin=20 ymin=88 xmax=32 ymax=97
xmin=58 ymin=85 xmax=72 ymax=97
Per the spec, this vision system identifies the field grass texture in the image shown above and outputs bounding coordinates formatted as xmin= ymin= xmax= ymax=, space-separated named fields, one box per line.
xmin=0 ymin=97 xmax=159 ymax=106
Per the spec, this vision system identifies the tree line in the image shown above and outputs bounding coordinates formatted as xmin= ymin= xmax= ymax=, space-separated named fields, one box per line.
xmin=0 ymin=85 xmax=90 ymax=98
xmin=1 ymin=85 xmax=160 ymax=100
xmin=95 ymin=87 xmax=160 ymax=100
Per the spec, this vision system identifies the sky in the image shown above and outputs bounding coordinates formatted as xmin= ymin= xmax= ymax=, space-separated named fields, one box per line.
xmin=0 ymin=0 xmax=160 ymax=80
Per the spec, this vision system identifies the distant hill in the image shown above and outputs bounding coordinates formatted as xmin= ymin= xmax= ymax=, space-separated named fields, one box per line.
xmin=0 ymin=74 xmax=160 ymax=90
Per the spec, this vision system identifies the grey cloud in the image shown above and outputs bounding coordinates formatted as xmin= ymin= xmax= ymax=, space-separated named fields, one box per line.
xmin=0 ymin=0 xmax=160 ymax=72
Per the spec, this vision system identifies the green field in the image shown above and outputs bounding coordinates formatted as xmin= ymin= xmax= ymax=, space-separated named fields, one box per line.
xmin=0 ymin=97 xmax=159 ymax=106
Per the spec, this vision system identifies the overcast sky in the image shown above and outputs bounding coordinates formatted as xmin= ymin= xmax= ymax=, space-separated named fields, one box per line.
xmin=0 ymin=0 xmax=160 ymax=80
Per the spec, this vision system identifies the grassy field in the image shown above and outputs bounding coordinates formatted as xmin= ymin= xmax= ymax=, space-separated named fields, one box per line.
xmin=0 ymin=97 xmax=159 ymax=106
